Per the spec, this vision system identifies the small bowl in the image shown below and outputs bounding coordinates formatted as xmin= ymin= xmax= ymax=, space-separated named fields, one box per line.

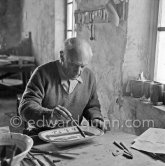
xmin=0 ymin=132 xmax=33 ymax=166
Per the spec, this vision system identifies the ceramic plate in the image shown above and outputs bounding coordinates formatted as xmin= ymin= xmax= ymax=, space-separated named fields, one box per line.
xmin=38 ymin=126 xmax=104 ymax=146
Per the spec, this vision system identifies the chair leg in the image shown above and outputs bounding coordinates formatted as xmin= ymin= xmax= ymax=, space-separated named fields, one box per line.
xmin=16 ymin=94 xmax=28 ymax=129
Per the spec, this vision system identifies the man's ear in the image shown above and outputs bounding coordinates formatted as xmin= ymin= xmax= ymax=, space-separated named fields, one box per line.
xmin=60 ymin=51 xmax=64 ymax=62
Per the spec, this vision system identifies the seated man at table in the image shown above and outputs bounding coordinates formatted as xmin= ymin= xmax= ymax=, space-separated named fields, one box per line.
xmin=19 ymin=37 xmax=106 ymax=133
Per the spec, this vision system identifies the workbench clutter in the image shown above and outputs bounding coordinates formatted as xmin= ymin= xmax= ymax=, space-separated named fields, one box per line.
xmin=129 ymin=81 xmax=164 ymax=105
xmin=0 ymin=132 xmax=33 ymax=166
xmin=74 ymin=1 xmax=119 ymax=40
xmin=126 ymin=73 xmax=165 ymax=106
xmin=131 ymin=128 xmax=165 ymax=162
xmin=0 ymin=125 xmax=104 ymax=166
xmin=112 ymin=141 xmax=133 ymax=159
xmin=2 ymin=129 xmax=164 ymax=166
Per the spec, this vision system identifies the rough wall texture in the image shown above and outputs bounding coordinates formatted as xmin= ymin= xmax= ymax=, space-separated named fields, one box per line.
xmin=21 ymin=0 xmax=65 ymax=64
xmin=121 ymin=0 xmax=159 ymax=134
xmin=123 ymin=97 xmax=165 ymax=136
xmin=54 ymin=0 xmax=66 ymax=58
xmin=0 ymin=0 xmax=22 ymax=48
xmin=21 ymin=0 xmax=55 ymax=64
xmin=76 ymin=0 xmax=159 ymax=133
xmin=76 ymin=0 xmax=127 ymax=131
xmin=123 ymin=0 xmax=159 ymax=85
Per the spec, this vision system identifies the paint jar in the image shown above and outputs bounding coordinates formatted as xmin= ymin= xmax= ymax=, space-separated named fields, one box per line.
xmin=150 ymin=83 xmax=164 ymax=105
xmin=130 ymin=80 xmax=144 ymax=98
xmin=163 ymin=91 xmax=165 ymax=105
xmin=143 ymin=81 xmax=152 ymax=99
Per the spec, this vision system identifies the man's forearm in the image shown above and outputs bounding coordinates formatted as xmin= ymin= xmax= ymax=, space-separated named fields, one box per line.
xmin=19 ymin=100 xmax=53 ymax=127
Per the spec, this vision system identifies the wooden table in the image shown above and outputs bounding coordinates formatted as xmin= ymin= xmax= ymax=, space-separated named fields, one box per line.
xmin=0 ymin=63 xmax=35 ymax=89
xmin=23 ymin=132 xmax=165 ymax=166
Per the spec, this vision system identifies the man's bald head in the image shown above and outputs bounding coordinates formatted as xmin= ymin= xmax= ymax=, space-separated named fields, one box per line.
xmin=63 ymin=37 xmax=93 ymax=65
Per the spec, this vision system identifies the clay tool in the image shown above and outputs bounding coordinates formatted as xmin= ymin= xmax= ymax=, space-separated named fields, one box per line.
xmin=120 ymin=142 xmax=133 ymax=158
xmin=68 ymin=115 xmax=86 ymax=138
xmin=56 ymin=107 xmax=86 ymax=138
xmin=113 ymin=141 xmax=133 ymax=159
xmin=42 ymin=155 xmax=56 ymax=166
xmin=28 ymin=152 xmax=46 ymax=166
xmin=31 ymin=148 xmax=79 ymax=156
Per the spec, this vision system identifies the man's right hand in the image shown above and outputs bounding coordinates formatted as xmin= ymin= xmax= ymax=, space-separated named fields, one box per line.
xmin=52 ymin=105 xmax=72 ymax=120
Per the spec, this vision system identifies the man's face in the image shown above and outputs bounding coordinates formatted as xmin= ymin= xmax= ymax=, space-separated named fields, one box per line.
xmin=62 ymin=55 xmax=87 ymax=79
xmin=61 ymin=38 xmax=92 ymax=79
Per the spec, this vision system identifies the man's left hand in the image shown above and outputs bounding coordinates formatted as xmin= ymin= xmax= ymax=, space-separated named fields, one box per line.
xmin=92 ymin=119 xmax=107 ymax=132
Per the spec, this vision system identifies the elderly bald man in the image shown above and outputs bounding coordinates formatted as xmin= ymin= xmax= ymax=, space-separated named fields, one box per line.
xmin=19 ymin=37 xmax=106 ymax=133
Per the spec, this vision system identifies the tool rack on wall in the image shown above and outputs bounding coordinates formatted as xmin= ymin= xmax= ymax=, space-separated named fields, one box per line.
xmin=74 ymin=0 xmax=128 ymax=40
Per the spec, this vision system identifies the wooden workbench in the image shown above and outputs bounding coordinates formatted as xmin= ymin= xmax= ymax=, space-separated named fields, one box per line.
xmin=23 ymin=131 xmax=165 ymax=166
xmin=0 ymin=63 xmax=35 ymax=89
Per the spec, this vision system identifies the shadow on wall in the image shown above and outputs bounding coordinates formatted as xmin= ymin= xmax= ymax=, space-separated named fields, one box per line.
xmin=0 ymin=0 xmax=22 ymax=49
xmin=0 ymin=0 xmax=8 ymax=16
xmin=0 ymin=32 xmax=32 ymax=57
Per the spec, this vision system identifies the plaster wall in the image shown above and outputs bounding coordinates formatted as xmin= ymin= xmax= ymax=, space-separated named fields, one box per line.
xmin=21 ymin=0 xmax=65 ymax=64
xmin=76 ymin=0 xmax=127 ymax=130
xmin=76 ymin=0 xmax=159 ymax=133
xmin=122 ymin=0 xmax=159 ymax=134
xmin=123 ymin=97 xmax=165 ymax=136
xmin=0 ymin=0 xmax=22 ymax=48
xmin=123 ymin=0 xmax=159 ymax=84
xmin=54 ymin=0 xmax=66 ymax=58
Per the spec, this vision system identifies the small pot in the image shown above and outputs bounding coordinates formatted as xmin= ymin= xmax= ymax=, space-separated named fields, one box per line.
xmin=143 ymin=81 xmax=152 ymax=99
xmin=163 ymin=91 xmax=165 ymax=105
xmin=130 ymin=80 xmax=144 ymax=98
xmin=150 ymin=83 xmax=164 ymax=105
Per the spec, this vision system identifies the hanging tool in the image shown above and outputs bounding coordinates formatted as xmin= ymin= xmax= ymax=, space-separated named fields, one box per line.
xmin=90 ymin=23 xmax=95 ymax=40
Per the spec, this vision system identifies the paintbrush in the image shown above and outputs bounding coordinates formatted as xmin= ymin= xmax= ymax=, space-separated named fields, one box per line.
xmin=28 ymin=152 xmax=46 ymax=166
xmin=42 ymin=155 xmax=56 ymax=166
xmin=56 ymin=107 xmax=86 ymax=138
xmin=68 ymin=115 xmax=86 ymax=138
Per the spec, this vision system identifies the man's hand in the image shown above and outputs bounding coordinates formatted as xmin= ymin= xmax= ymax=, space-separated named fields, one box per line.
xmin=48 ymin=105 xmax=71 ymax=128
xmin=52 ymin=105 xmax=72 ymax=120
xmin=92 ymin=118 xmax=107 ymax=132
